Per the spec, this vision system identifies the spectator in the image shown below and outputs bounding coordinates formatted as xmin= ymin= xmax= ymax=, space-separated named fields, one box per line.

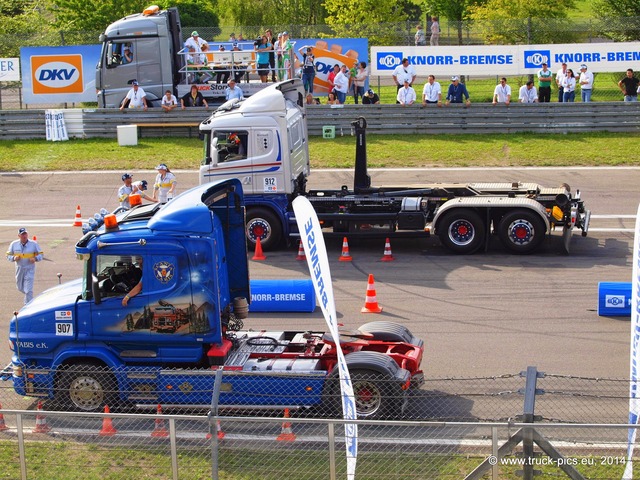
xmin=492 ymin=77 xmax=511 ymax=105
xmin=537 ymin=62 xmax=552 ymax=103
xmin=556 ymin=62 xmax=568 ymax=102
xmin=333 ymin=65 xmax=350 ymax=104
xmin=397 ymin=79 xmax=416 ymax=106
xmin=562 ymin=69 xmax=576 ymax=102
xmin=6 ymin=228 xmax=43 ymax=305
xmin=181 ymin=85 xmax=208 ymax=109
xmin=300 ymin=46 xmax=316 ymax=94
xmin=392 ymin=58 xmax=417 ymax=102
xmin=362 ymin=89 xmax=380 ymax=105
xmin=445 ymin=76 xmax=470 ymax=106
xmin=518 ymin=81 xmax=538 ymax=103
xmin=184 ymin=31 xmax=207 ymax=54
xmin=118 ymin=173 xmax=135 ymax=209
xmin=422 ymin=75 xmax=442 ymax=106
xmin=353 ymin=62 xmax=369 ymax=104
xmin=255 ymin=35 xmax=272 ymax=83
xmin=415 ymin=25 xmax=426 ymax=46
xmin=305 ymin=93 xmax=315 ymax=105
xmin=229 ymin=33 xmax=236 ymax=42
xmin=161 ymin=90 xmax=178 ymax=112
xmin=119 ymin=81 xmax=147 ymax=111
xmin=225 ymin=79 xmax=244 ymax=101
xmin=578 ymin=64 xmax=594 ymax=102
xmin=197 ymin=44 xmax=214 ymax=83
xmin=265 ymin=29 xmax=277 ymax=82
xmin=618 ymin=69 xmax=639 ymax=102
xmin=280 ymin=32 xmax=293 ymax=80
xmin=430 ymin=17 xmax=440 ymax=46
xmin=275 ymin=32 xmax=284 ymax=79
xmin=327 ymin=91 xmax=339 ymax=105
xmin=153 ymin=164 xmax=177 ymax=203
xmin=327 ymin=64 xmax=340 ymax=93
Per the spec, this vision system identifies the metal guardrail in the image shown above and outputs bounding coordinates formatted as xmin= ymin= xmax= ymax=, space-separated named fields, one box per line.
xmin=1 ymin=102 xmax=640 ymax=140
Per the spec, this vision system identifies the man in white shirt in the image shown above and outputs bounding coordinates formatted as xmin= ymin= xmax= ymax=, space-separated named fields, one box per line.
xmin=518 ymin=81 xmax=538 ymax=103
xmin=397 ymin=80 xmax=416 ymax=106
xmin=492 ymin=77 xmax=511 ymax=105
xmin=119 ymin=81 xmax=147 ymax=110
xmin=555 ymin=62 xmax=568 ymax=102
xmin=225 ymin=79 xmax=244 ymax=101
xmin=184 ymin=31 xmax=207 ymax=54
xmin=161 ymin=90 xmax=178 ymax=112
xmin=421 ymin=75 xmax=442 ymax=106
xmin=392 ymin=58 xmax=417 ymax=103
xmin=578 ymin=64 xmax=594 ymax=102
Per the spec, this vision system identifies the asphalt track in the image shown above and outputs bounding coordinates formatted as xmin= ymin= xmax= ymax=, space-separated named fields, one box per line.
xmin=0 ymin=167 xmax=638 ymax=382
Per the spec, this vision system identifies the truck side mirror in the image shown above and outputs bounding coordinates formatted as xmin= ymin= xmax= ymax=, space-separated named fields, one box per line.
xmin=91 ymin=274 xmax=102 ymax=305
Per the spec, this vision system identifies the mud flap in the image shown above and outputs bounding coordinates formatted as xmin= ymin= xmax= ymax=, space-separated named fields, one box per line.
xmin=562 ymin=224 xmax=572 ymax=254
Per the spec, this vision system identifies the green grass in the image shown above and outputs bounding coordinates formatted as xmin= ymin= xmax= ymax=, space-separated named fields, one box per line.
xmin=0 ymin=440 xmax=626 ymax=479
xmin=1 ymin=132 xmax=639 ymax=172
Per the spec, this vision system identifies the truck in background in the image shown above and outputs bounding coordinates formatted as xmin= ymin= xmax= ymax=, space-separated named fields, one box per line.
xmin=95 ymin=6 xmax=273 ymax=108
xmin=198 ymin=79 xmax=591 ymax=255
xmin=3 ymin=179 xmax=425 ymax=418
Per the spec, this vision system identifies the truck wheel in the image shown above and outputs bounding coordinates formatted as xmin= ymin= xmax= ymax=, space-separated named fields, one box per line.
xmin=246 ymin=208 xmax=282 ymax=250
xmin=357 ymin=321 xmax=415 ymax=344
xmin=497 ymin=209 xmax=546 ymax=254
xmin=437 ymin=209 xmax=485 ymax=254
xmin=58 ymin=364 xmax=115 ymax=412
xmin=350 ymin=369 xmax=397 ymax=419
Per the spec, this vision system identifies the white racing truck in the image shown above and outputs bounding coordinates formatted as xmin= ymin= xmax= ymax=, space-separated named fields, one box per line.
xmin=198 ymin=79 xmax=590 ymax=254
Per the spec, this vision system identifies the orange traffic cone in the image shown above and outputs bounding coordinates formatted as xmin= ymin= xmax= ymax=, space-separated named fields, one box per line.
xmin=72 ymin=205 xmax=83 ymax=227
xmin=32 ymin=401 xmax=51 ymax=433
xmin=150 ymin=404 xmax=169 ymax=437
xmin=295 ymin=240 xmax=306 ymax=260
xmin=380 ymin=238 xmax=395 ymax=262
xmin=252 ymin=237 xmax=266 ymax=261
xmin=338 ymin=237 xmax=352 ymax=262
xmin=361 ymin=274 xmax=383 ymax=313
xmin=0 ymin=403 xmax=9 ymax=432
xmin=32 ymin=235 xmax=37 ymax=242
xmin=206 ymin=419 xmax=225 ymax=440
xmin=276 ymin=408 xmax=296 ymax=442
xmin=99 ymin=405 xmax=117 ymax=436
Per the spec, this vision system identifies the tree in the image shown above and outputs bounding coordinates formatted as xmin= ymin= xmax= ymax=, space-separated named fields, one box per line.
xmin=422 ymin=0 xmax=485 ymax=44
xmin=323 ymin=0 xmax=411 ymax=45
xmin=0 ymin=0 xmax=54 ymax=55
xmin=468 ymin=0 xmax=577 ymax=45
xmin=594 ymin=0 xmax=640 ymax=41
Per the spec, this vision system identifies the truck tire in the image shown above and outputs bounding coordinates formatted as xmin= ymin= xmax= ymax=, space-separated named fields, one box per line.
xmin=497 ymin=209 xmax=546 ymax=254
xmin=437 ymin=209 xmax=485 ymax=254
xmin=357 ymin=321 xmax=418 ymax=344
xmin=57 ymin=363 xmax=116 ymax=412
xmin=245 ymin=208 xmax=282 ymax=251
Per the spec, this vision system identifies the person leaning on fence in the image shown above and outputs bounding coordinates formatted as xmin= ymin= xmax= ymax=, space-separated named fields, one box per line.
xmin=362 ymin=89 xmax=380 ymax=105
xmin=392 ymin=58 xmax=417 ymax=102
xmin=120 ymin=81 xmax=147 ymax=111
xmin=397 ymin=79 xmax=416 ymax=106
xmin=422 ymin=75 xmax=442 ymax=107
xmin=445 ymin=76 xmax=470 ymax=106
xmin=225 ymin=79 xmax=244 ymax=101
xmin=181 ymin=85 xmax=208 ymax=109
xmin=161 ymin=90 xmax=178 ymax=112
xmin=492 ymin=77 xmax=511 ymax=105
xmin=518 ymin=81 xmax=538 ymax=103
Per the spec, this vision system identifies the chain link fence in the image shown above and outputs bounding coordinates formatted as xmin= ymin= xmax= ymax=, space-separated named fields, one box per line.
xmin=0 ymin=365 xmax=635 ymax=478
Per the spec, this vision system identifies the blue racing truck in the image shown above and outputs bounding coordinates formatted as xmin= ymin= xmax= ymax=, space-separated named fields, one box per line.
xmin=4 ymin=179 xmax=424 ymax=418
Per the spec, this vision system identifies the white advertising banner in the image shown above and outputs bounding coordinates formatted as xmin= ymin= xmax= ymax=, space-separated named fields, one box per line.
xmin=45 ymin=109 xmax=69 ymax=141
xmin=371 ymin=42 xmax=640 ymax=77
xmin=0 ymin=58 xmax=20 ymax=82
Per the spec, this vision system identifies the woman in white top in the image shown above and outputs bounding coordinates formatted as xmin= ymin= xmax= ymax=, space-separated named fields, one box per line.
xmin=153 ymin=164 xmax=177 ymax=203
xmin=562 ymin=69 xmax=576 ymax=103
xmin=352 ymin=62 xmax=369 ymax=104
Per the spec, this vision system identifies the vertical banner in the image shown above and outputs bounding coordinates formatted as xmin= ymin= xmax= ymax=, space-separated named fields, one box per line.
xmin=292 ymin=196 xmax=358 ymax=479
xmin=45 ymin=109 xmax=69 ymax=141
xmin=624 ymin=203 xmax=640 ymax=479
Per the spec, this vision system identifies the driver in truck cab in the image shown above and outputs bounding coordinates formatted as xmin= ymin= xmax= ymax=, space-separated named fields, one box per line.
xmin=221 ymin=132 xmax=246 ymax=161
xmin=122 ymin=256 xmax=142 ymax=306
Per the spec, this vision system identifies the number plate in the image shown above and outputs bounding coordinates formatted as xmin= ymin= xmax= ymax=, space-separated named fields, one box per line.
xmin=55 ymin=323 xmax=73 ymax=336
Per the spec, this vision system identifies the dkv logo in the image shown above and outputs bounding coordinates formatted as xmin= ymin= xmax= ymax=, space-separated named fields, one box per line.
xmin=524 ymin=50 xmax=551 ymax=69
xmin=377 ymin=52 xmax=403 ymax=70
xmin=31 ymin=55 xmax=83 ymax=94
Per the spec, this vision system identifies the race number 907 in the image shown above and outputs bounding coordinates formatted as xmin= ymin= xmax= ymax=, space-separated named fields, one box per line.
xmin=55 ymin=323 xmax=73 ymax=336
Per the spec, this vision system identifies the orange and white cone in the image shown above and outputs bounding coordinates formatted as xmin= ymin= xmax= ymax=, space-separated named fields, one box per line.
xmin=72 ymin=205 xmax=83 ymax=227
xmin=252 ymin=236 xmax=266 ymax=261
xmin=338 ymin=237 xmax=352 ymax=262
xmin=150 ymin=404 xmax=169 ymax=438
xmin=295 ymin=240 xmax=306 ymax=261
xmin=206 ymin=419 xmax=225 ymax=440
xmin=32 ymin=400 xmax=51 ymax=433
xmin=276 ymin=408 xmax=296 ymax=442
xmin=361 ymin=274 xmax=383 ymax=313
xmin=99 ymin=404 xmax=117 ymax=436
xmin=380 ymin=238 xmax=395 ymax=262
xmin=0 ymin=403 xmax=9 ymax=432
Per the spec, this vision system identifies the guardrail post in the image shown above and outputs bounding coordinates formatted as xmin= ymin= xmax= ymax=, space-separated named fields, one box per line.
xmin=519 ymin=366 xmax=544 ymax=479
xmin=491 ymin=426 xmax=499 ymax=480
xmin=210 ymin=367 xmax=224 ymax=480
xmin=17 ymin=413 xmax=27 ymax=480
xmin=169 ymin=418 xmax=178 ymax=480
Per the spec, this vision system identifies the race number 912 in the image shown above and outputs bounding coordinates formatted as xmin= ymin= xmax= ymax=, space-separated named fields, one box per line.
xmin=56 ymin=323 xmax=73 ymax=336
